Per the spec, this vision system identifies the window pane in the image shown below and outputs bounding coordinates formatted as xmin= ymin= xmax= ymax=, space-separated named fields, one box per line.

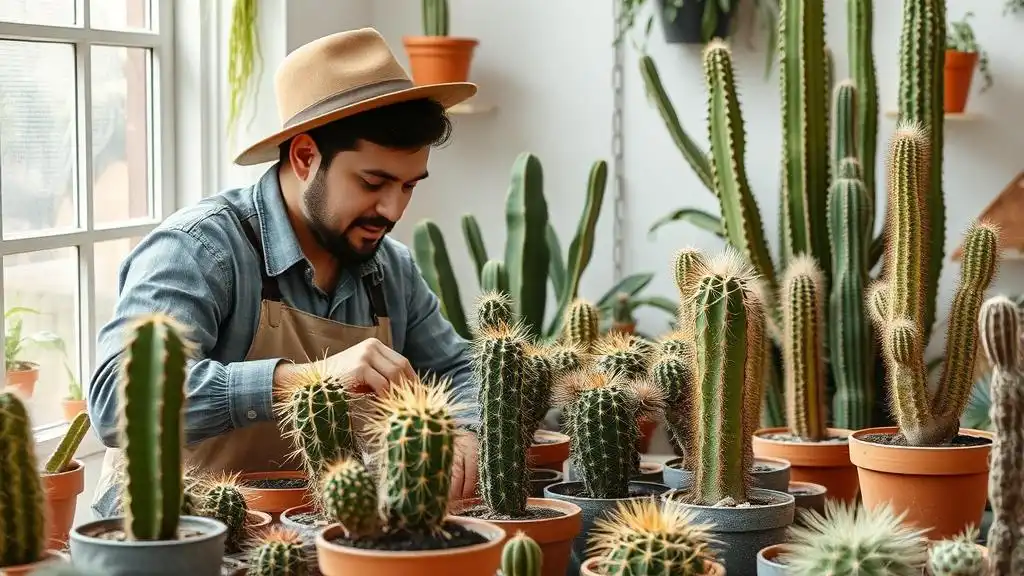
xmin=4 ymin=248 xmax=80 ymax=428
xmin=94 ymin=236 xmax=143 ymax=332
xmin=0 ymin=0 xmax=76 ymax=27
xmin=93 ymin=46 xmax=152 ymax=226
xmin=90 ymin=0 xmax=150 ymax=31
xmin=0 ymin=41 xmax=78 ymax=240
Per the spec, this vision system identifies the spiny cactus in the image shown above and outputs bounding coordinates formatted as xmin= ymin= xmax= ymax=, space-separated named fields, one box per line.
xmin=555 ymin=370 xmax=665 ymax=499
xmin=44 ymin=410 xmax=91 ymax=473
xmin=848 ymin=0 xmax=878 ymax=221
xmin=319 ymin=458 xmax=381 ymax=538
xmin=422 ymin=0 xmax=448 ymax=37
xmin=587 ymin=498 xmax=719 ymax=576
xmin=524 ymin=341 xmax=583 ymax=438
xmin=868 ymin=123 xmax=999 ymax=446
xmin=501 ymin=531 xmax=543 ymax=576
xmin=780 ymin=500 xmax=929 ymax=576
xmin=187 ymin=472 xmax=250 ymax=549
xmin=781 ymin=256 xmax=828 ymax=441
xmin=0 ymin=391 xmax=46 ymax=568
xmin=473 ymin=290 xmax=515 ymax=334
xmin=120 ymin=313 xmax=192 ymax=541
xmin=564 ymin=298 xmax=600 ymax=352
xmin=276 ymin=361 xmax=356 ymax=481
xmin=979 ymin=295 xmax=1024 ymax=575
xmin=650 ymin=335 xmax=695 ymax=468
xmin=928 ymin=526 xmax=985 ymax=576
xmin=594 ymin=332 xmax=650 ymax=381
xmin=832 ymin=81 xmax=857 ymax=176
xmin=246 ymin=526 xmax=308 ymax=576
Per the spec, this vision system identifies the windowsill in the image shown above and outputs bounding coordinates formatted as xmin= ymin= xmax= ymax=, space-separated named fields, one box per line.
xmin=34 ymin=420 xmax=106 ymax=463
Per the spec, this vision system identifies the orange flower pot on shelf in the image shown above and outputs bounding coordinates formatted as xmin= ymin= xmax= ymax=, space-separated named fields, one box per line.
xmin=944 ymin=50 xmax=979 ymax=113
xmin=402 ymin=36 xmax=478 ymax=85
xmin=529 ymin=429 xmax=570 ymax=472
xmin=752 ymin=426 xmax=859 ymax=503
xmin=42 ymin=458 xmax=86 ymax=549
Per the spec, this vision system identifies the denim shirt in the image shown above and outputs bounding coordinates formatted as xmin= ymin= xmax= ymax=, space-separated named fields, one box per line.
xmin=87 ymin=164 xmax=480 ymax=451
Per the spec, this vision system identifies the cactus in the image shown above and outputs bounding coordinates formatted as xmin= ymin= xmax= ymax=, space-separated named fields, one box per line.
xmin=472 ymin=290 xmax=515 ymax=335
xmin=501 ymin=531 xmax=543 ymax=576
xmin=413 ymin=219 xmax=470 ymax=339
xmin=556 ymin=370 xmax=665 ymax=499
xmin=651 ymin=337 xmax=695 ymax=469
xmin=928 ymin=526 xmax=985 ymax=576
xmin=481 ymin=259 xmax=510 ymax=295
xmin=44 ymin=410 xmax=91 ymax=473
xmin=120 ymin=313 xmax=191 ymax=541
xmin=462 ymin=214 xmax=488 ymax=282
xmin=594 ymin=332 xmax=650 ymax=381
xmin=827 ymin=159 xmax=874 ymax=429
xmin=421 ymin=0 xmax=448 ymax=36
xmin=780 ymin=500 xmax=928 ymax=576
xmin=0 ymin=391 xmax=46 ymax=568
xmin=523 ymin=342 xmax=583 ymax=438
xmin=781 ymin=256 xmax=828 ymax=441
xmin=196 ymin=473 xmax=250 ymax=549
xmin=832 ymin=81 xmax=857 ymax=173
xmin=276 ymin=362 xmax=356 ymax=482
xmin=587 ymin=498 xmax=719 ymax=576
xmin=979 ymin=295 xmax=1024 ymax=575
xmin=319 ymin=458 xmax=381 ymax=538
xmin=246 ymin=526 xmax=308 ymax=576
xmin=848 ymin=0 xmax=878 ymax=223
xmin=869 ymin=123 xmax=999 ymax=446
xmin=505 ymin=152 xmax=551 ymax=341
xmin=564 ymin=298 xmax=600 ymax=352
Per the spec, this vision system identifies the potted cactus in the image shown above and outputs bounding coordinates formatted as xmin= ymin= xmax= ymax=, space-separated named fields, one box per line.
xmin=849 ymin=123 xmax=1000 ymax=540
xmin=580 ymin=498 xmax=724 ymax=575
xmin=68 ymin=314 xmax=228 ymax=575
xmin=181 ymin=469 xmax=271 ymax=555
xmin=501 ymin=531 xmax=543 ymax=576
xmin=927 ymin=526 xmax=989 ymax=575
xmin=0 ymin=391 xmax=66 ymax=574
xmin=241 ymin=526 xmax=308 ymax=575
xmin=314 ymin=375 xmax=506 ymax=575
xmin=402 ymin=0 xmax=478 ymax=85
xmin=41 ymin=410 xmax=91 ymax=549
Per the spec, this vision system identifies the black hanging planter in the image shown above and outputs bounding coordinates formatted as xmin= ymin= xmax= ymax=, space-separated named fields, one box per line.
xmin=657 ymin=0 xmax=737 ymax=45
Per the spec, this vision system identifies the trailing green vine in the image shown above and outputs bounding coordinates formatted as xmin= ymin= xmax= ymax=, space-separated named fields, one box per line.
xmin=226 ymin=0 xmax=262 ymax=138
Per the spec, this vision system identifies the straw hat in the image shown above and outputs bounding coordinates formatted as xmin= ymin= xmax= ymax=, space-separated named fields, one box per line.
xmin=234 ymin=27 xmax=477 ymax=166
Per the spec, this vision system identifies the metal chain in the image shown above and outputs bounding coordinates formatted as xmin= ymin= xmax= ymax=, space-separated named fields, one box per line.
xmin=611 ymin=0 xmax=627 ymax=284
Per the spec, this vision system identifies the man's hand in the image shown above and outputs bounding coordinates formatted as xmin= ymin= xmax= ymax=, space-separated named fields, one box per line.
xmin=322 ymin=338 xmax=417 ymax=394
xmin=450 ymin=431 xmax=479 ymax=500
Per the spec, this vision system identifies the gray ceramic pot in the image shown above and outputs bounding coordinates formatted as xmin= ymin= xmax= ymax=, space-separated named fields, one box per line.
xmin=528 ymin=468 xmax=564 ymax=498
xmin=663 ymin=487 xmax=795 ymax=574
xmin=564 ymin=458 xmax=665 ymax=484
xmin=788 ymin=481 xmax=826 ymax=520
xmin=663 ymin=456 xmax=791 ymax=492
xmin=756 ymin=544 xmax=790 ymax=576
xmin=280 ymin=504 xmax=328 ymax=576
xmin=544 ymin=480 xmax=670 ymax=570
xmin=69 ymin=515 xmax=227 ymax=576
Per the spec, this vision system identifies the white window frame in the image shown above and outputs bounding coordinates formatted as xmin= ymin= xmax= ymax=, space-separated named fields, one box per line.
xmin=0 ymin=0 xmax=217 ymax=461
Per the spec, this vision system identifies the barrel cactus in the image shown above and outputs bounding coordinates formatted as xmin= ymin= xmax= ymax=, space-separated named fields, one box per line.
xmin=593 ymin=332 xmax=650 ymax=381
xmin=319 ymin=458 xmax=381 ymax=538
xmin=0 ymin=391 xmax=47 ymax=568
xmin=501 ymin=531 xmax=543 ymax=576
xmin=246 ymin=526 xmax=308 ymax=576
xmin=191 ymin=472 xmax=250 ymax=550
xmin=928 ymin=526 xmax=985 ymax=576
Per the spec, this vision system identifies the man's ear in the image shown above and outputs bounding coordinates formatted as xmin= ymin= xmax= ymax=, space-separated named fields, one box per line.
xmin=287 ymin=134 xmax=319 ymax=181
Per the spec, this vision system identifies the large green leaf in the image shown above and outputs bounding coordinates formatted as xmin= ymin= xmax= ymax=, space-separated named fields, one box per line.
xmin=648 ymin=207 xmax=725 ymax=239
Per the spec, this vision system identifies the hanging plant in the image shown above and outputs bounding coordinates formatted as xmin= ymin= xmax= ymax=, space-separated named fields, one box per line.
xmin=226 ymin=0 xmax=262 ymax=138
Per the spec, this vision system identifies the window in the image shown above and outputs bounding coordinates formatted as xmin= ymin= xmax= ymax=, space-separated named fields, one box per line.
xmin=0 ymin=0 xmax=176 ymax=435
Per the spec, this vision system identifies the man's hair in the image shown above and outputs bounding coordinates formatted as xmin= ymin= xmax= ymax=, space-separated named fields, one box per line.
xmin=278 ymin=97 xmax=453 ymax=166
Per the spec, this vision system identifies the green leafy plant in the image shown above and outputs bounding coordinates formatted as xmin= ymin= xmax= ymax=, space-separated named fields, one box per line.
xmin=226 ymin=0 xmax=262 ymax=138
xmin=4 ymin=306 xmax=64 ymax=372
xmin=947 ymin=12 xmax=993 ymax=93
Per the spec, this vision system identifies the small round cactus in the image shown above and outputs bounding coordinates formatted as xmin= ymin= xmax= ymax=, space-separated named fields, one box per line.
xmin=202 ymin=475 xmax=249 ymax=546
xmin=501 ymin=531 xmax=543 ymax=576
xmin=246 ymin=526 xmax=307 ymax=576
xmin=928 ymin=527 xmax=985 ymax=576
xmin=593 ymin=332 xmax=649 ymax=381
xmin=319 ymin=457 xmax=381 ymax=537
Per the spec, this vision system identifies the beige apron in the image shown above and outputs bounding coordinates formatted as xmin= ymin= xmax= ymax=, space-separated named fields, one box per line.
xmin=92 ymin=197 xmax=391 ymax=514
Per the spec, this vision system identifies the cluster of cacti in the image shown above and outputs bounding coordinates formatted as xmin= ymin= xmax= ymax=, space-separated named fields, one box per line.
xmin=593 ymin=332 xmax=650 ymax=381
xmin=413 ymin=152 xmax=610 ymax=343
xmin=979 ymin=295 xmax=1024 ymax=575
xmin=781 ymin=256 xmax=828 ymax=441
xmin=587 ymin=498 xmax=719 ymax=575
xmin=500 ymin=531 xmax=542 ymax=576
xmin=927 ymin=526 xmax=986 ymax=576
xmin=318 ymin=458 xmax=381 ymax=538
xmin=246 ymin=526 xmax=308 ymax=576
xmin=43 ymin=410 xmax=91 ymax=474
xmin=780 ymin=500 xmax=929 ymax=576
xmin=0 ymin=391 xmax=46 ymax=568
xmin=867 ymin=124 xmax=999 ymax=446
xmin=421 ymin=0 xmax=448 ymax=36
xmin=119 ymin=313 xmax=192 ymax=541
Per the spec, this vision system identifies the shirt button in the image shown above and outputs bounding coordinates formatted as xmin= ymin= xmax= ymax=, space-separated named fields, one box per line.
xmin=246 ymin=409 xmax=257 ymax=420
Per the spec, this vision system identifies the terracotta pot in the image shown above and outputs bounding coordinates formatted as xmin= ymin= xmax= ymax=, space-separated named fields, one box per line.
xmin=788 ymin=481 xmax=827 ymax=519
xmin=610 ymin=322 xmax=636 ymax=335
xmin=42 ymin=458 xmax=86 ymax=549
xmin=580 ymin=555 xmax=725 ymax=575
xmin=849 ymin=426 xmax=992 ymax=540
xmin=246 ymin=509 xmax=273 ymax=538
xmin=756 ymin=543 xmax=789 ymax=576
xmin=529 ymin=430 xmax=570 ymax=472
xmin=944 ymin=50 xmax=979 ymax=113
xmin=752 ymin=426 xmax=859 ymax=503
xmin=402 ymin=36 xmax=478 ymax=85
xmin=451 ymin=497 xmax=581 ymax=576
xmin=529 ymin=468 xmax=564 ymax=498
xmin=315 ymin=516 xmax=505 ymax=576
xmin=61 ymin=398 xmax=87 ymax=422
xmin=6 ymin=363 xmax=39 ymax=398
xmin=637 ymin=417 xmax=657 ymax=453
xmin=281 ymin=504 xmax=327 ymax=576
xmin=0 ymin=550 xmax=66 ymax=574
xmin=238 ymin=470 xmax=311 ymax=519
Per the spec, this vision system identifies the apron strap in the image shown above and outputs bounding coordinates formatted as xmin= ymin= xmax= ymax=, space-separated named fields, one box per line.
xmin=363 ymin=275 xmax=389 ymax=323
xmin=211 ymin=196 xmax=283 ymax=302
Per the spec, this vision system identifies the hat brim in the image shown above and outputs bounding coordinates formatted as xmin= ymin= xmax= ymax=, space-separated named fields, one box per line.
xmin=233 ymin=82 xmax=478 ymax=166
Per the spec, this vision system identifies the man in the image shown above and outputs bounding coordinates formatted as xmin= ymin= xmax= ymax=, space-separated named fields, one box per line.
xmin=88 ymin=28 xmax=481 ymax=517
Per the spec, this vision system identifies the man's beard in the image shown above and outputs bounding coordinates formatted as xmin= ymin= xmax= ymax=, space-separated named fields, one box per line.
xmin=302 ymin=167 xmax=395 ymax=267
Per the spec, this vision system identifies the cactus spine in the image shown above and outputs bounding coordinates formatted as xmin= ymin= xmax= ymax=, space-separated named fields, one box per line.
xmin=594 ymin=332 xmax=650 ymax=381
xmin=247 ymin=526 xmax=308 ymax=576
xmin=869 ymin=124 xmax=999 ymax=446
xmin=980 ymin=295 xmax=1024 ymax=575
xmin=781 ymin=256 xmax=828 ymax=441
xmin=0 ymin=391 xmax=46 ymax=568
xmin=564 ymin=298 xmax=600 ymax=352
xmin=277 ymin=363 xmax=356 ymax=482
xmin=501 ymin=531 xmax=543 ymax=576
xmin=421 ymin=0 xmax=448 ymax=36
xmin=472 ymin=291 xmax=515 ymax=335
xmin=319 ymin=458 xmax=381 ymax=538
xmin=120 ymin=314 xmax=190 ymax=541
xmin=848 ymin=0 xmax=878 ymax=224
xmin=44 ymin=410 xmax=91 ymax=473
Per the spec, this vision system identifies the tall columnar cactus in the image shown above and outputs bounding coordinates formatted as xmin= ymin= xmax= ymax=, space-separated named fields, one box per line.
xmin=848 ymin=0 xmax=878 ymax=226
xmin=588 ymin=498 xmax=719 ymax=576
xmin=832 ymin=81 xmax=857 ymax=173
xmin=827 ymin=159 xmax=874 ymax=430
xmin=319 ymin=458 xmax=381 ymax=538
xmin=481 ymin=259 xmax=510 ymax=295
xmin=505 ymin=153 xmax=551 ymax=340
xmin=979 ymin=295 xmax=1024 ymax=575
xmin=868 ymin=123 xmax=999 ymax=446
xmin=247 ymin=526 xmax=308 ymax=576
xmin=44 ymin=410 xmax=91 ymax=473
xmin=564 ymin=298 xmax=600 ymax=352
xmin=472 ymin=290 xmax=515 ymax=335
xmin=594 ymin=332 xmax=650 ymax=381
xmin=898 ymin=0 xmax=946 ymax=347
xmin=686 ymin=251 xmax=765 ymax=506
xmin=781 ymin=256 xmax=828 ymax=441
xmin=928 ymin=527 xmax=985 ymax=576
xmin=501 ymin=531 xmax=543 ymax=576
xmin=277 ymin=364 xmax=356 ymax=482
xmin=421 ymin=0 xmax=448 ymax=36
xmin=0 ymin=391 xmax=46 ymax=568
xmin=120 ymin=313 xmax=191 ymax=541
